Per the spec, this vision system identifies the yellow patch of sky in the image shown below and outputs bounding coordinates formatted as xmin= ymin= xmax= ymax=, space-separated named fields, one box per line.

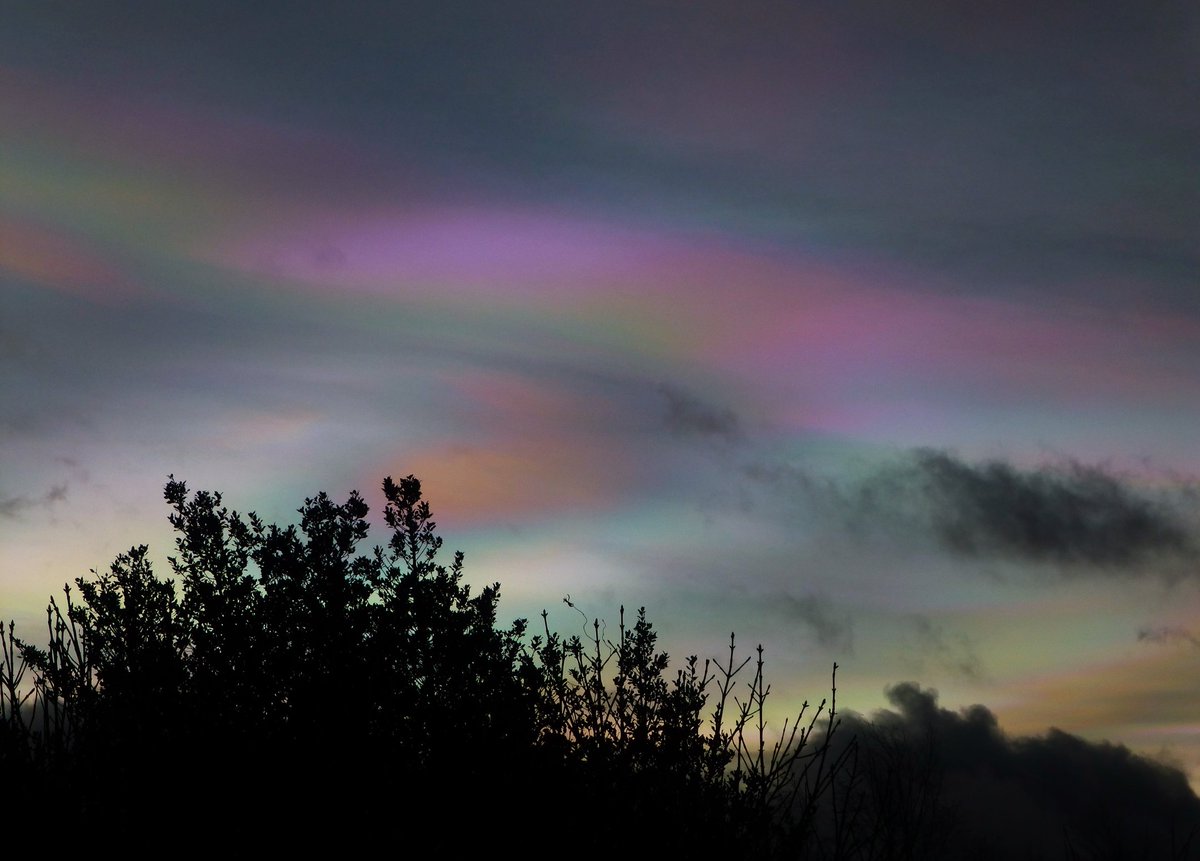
xmin=992 ymin=646 xmax=1200 ymax=738
xmin=991 ymin=644 xmax=1200 ymax=786
xmin=955 ymin=598 xmax=1151 ymax=677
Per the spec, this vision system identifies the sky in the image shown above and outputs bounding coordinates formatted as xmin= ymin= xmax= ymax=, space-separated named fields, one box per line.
xmin=3 ymin=0 xmax=1199 ymax=795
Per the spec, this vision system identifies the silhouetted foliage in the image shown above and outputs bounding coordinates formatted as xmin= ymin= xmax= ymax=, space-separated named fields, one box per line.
xmin=0 ymin=476 xmax=848 ymax=852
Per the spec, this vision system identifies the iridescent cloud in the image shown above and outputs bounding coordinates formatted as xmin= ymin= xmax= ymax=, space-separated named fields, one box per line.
xmin=4 ymin=0 xmax=1199 ymax=798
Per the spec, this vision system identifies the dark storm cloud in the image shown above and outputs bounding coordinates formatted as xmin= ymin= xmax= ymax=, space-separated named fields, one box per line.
xmin=904 ymin=451 xmax=1197 ymax=569
xmin=821 ymin=683 xmax=1200 ymax=858
xmin=658 ymin=384 xmax=743 ymax=445
xmin=0 ymin=484 xmax=68 ymax=519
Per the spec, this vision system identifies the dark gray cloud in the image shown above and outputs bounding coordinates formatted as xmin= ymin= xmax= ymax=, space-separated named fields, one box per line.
xmin=817 ymin=683 xmax=1200 ymax=859
xmin=911 ymin=616 xmax=984 ymax=681
xmin=742 ymin=449 xmax=1200 ymax=576
xmin=904 ymin=450 xmax=1197 ymax=569
xmin=773 ymin=592 xmax=853 ymax=653
xmin=0 ymin=484 xmax=68 ymax=520
xmin=1138 ymin=625 xmax=1200 ymax=649
xmin=741 ymin=461 xmax=821 ymax=494
xmin=658 ymin=384 xmax=742 ymax=445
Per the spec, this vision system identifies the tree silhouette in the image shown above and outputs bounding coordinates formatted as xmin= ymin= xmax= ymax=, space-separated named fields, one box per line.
xmin=0 ymin=474 xmax=845 ymax=852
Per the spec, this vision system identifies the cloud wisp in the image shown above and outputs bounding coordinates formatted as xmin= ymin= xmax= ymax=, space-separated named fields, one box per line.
xmin=0 ymin=484 xmax=68 ymax=520
xmin=1138 ymin=626 xmax=1200 ymax=649
xmin=910 ymin=615 xmax=985 ymax=681
xmin=658 ymin=384 xmax=743 ymax=446
xmin=774 ymin=591 xmax=853 ymax=653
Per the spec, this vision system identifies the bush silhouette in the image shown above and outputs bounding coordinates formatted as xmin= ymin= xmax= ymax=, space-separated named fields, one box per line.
xmin=0 ymin=474 xmax=849 ymax=852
